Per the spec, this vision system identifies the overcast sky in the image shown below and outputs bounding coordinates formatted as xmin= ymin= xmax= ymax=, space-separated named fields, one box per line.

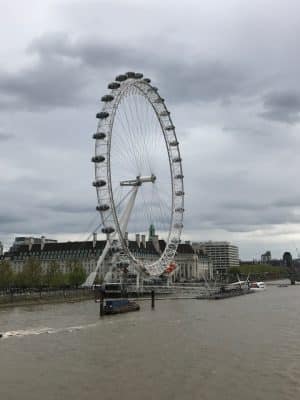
xmin=1 ymin=0 xmax=300 ymax=259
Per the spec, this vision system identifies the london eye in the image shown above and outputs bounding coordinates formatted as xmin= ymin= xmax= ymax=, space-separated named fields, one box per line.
xmin=85 ymin=72 xmax=184 ymax=285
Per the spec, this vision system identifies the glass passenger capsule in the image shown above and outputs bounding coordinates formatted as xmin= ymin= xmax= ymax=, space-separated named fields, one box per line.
xmin=115 ymin=74 xmax=127 ymax=82
xmin=101 ymin=95 xmax=114 ymax=102
xmin=166 ymin=125 xmax=175 ymax=131
xmin=96 ymin=204 xmax=110 ymax=212
xmin=160 ymin=111 xmax=170 ymax=117
xmin=93 ymin=180 xmax=106 ymax=187
xmin=173 ymin=157 xmax=182 ymax=163
xmin=91 ymin=155 xmax=105 ymax=163
xmin=102 ymin=227 xmax=115 ymax=234
xmin=96 ymin=112 xmax=109 ymax=119
xmin=93 ymin=132 xmax=106 ymax=139
xmin=108 ymin=82 xmax=120 ymax=90
xmin=174 ymin=223 xmax=183 ymax=229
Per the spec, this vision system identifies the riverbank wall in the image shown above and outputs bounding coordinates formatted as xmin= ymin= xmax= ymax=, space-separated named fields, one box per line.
xmin=0 ymin=288 xmax=94 ymax=308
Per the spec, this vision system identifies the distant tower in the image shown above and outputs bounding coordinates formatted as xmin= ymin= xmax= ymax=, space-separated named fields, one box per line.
xmin=0 ymin=241 xmax=3 ymax=256
xmin=149 ymin=224 xmax=155 ymax=240
xmin=261 ymin=250 xmax=271 ymax=263
xmin=283 ymin=251 xmax=295 ymax=285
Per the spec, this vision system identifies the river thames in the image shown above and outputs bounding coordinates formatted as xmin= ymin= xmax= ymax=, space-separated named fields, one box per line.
xmin=1 ymin=283 xmax=300 ymax=400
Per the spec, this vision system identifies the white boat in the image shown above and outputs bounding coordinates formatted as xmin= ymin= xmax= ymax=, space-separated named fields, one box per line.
xmin=250 ymin=281 xmax=266 ymax=291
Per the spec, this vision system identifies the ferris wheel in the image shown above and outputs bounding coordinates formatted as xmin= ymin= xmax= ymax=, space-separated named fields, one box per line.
xmin=84 ymin=72 xmax=184 ymax=285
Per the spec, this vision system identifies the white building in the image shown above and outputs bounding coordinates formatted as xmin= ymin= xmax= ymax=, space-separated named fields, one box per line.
xmin=193 ymin=241 xmax=239 ymax=277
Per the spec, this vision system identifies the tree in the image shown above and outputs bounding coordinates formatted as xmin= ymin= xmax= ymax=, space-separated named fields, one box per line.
xmin=228 ymin=267 xmax=241 ymax=276
xmin=44 ymin=261 xmax=64 ymax=288
xmin=228 ymin=267 xmax=241 ymax=282
xmin=66 ymin=260 xmax=86 ymax=288
xmin=0 ymin=260 xmax=14 ymax=289
xmin=21 ymin=257 xmax=43 ymax=288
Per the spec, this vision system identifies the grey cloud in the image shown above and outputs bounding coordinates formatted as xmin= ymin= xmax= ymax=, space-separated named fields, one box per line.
xmin=0 ymin=50 xmax=89 ymax=111
xmin=158 ymin=61 xmax=246 ymax=104
xmin=189 ymin=207 xmax=300 ymax=233
xmin=273 ymin=198 xmax=300 ymax=208
xmin=0 ymin=215 xmax=24 ymax=224
xmin=46 ymin=203 xmax=93 ymax=214
xmin=222 ymin=126 xmax=266 ymax=137
xmin=0 ymin=132 xmax=14 ymax=141
xmin=30 ymin=33 xmax=143 ymax=69
xmin=260 ymin=91 xmax=300 ymax=123
xmin=222 ymin=201 xmax=269 ymax=211
xmin=222 ymin=197 xmax=300 ymax=211
xmin=0 ymin=32 xmax=250 ymax=111
xmin=2 ymin=1 xmax=300 ymax=259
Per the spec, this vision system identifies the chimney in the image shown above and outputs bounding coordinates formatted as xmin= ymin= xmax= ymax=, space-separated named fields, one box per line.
xmin=141 ymin=234 xmax=146 ymax=248
xmin=125 ymin=231 xmax=128 ymax=246
xmin=93 ymin=232 xmax=97 ymax=248
xmin=136 ymin=234 xmax=140 ymax=247
xmin=41 ymin=236 xmax=46 ymax=250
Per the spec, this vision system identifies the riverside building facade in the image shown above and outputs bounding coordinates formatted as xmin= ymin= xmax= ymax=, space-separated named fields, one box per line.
xmin=192 ymin=241 xmax=239 ymax=277
xmin=2 ymin=232 xmax=210 ymax=283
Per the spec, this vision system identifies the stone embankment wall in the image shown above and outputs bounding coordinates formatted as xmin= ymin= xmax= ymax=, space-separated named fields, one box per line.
xmin=0 ymin=288 xmax=94 ymax=308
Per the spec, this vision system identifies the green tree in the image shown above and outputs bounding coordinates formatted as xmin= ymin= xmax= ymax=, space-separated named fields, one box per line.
xmin=66 ymin=260 xmax=86 ymax=288
xmin=21 ymin=257 xmax=43 ymax=288
xmin=239 ymin=263 xmax=287 ymax=280
xmin=44 ymin=261 xmax=64 ymax=288
xmin=0 ymin=260 xmax=14 ymax=289
xmin=228 ymin=267 xmax=241 ymax=276
xmin=13 ymin=271 xmax=24 ymax=289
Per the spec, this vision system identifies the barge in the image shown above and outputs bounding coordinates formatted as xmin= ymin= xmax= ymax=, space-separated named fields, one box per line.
xmin=211 ymin=287 xmax=253 ymax=299
xmin=196 ymin=286 xmax=253 ymax=300
xmin=103 ymin=299 xmax=140 ymax=315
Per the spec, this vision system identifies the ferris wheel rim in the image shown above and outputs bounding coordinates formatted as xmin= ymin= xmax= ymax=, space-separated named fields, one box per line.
xmin=93 ymin=73 xmax=184 ymax=276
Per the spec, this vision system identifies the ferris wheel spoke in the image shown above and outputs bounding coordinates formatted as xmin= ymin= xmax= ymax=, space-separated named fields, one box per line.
xmin=124 ymin=94 xmax=148 ymax=172
xmin=132 ymin=94 xmax=153 ymax=173
xmin=139 ymin=187 xmax=154 ymax=231
xmin=117 ymin=108 xmax=141 ymax=171
xmin=126 ymin=98 xmax=148 ymax=173
xmin=115 ymin=110 xmax=141 ymax=173
xmin=141 ymin=98 xmax=157 ymax=172
xmin=118 ymin=99 xmax=141 ymax=168
xmin=152 ymin=184 xmax=172 ymax=232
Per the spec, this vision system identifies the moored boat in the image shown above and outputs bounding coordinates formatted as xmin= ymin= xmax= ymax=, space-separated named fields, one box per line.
xmin=104 ymin=299 xmax=140 ymax=315
xmin=250 ymin=281 xmax=266 ymax=291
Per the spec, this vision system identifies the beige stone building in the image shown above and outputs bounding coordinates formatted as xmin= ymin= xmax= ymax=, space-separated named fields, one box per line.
xmin=2 ymin=234 xmax=210 ymax=283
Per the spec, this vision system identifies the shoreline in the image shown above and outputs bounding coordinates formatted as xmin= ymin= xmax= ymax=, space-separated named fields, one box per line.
xmin=0 ymin=291 xmax=94 ymax=309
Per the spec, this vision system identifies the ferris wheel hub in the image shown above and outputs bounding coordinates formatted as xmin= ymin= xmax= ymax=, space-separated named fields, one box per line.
xmin=120 ymin=174 xmax=156 ymax=187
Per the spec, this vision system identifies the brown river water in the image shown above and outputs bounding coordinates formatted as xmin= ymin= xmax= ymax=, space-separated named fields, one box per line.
xmin=1 ymin=282 xmax=300 ymax=400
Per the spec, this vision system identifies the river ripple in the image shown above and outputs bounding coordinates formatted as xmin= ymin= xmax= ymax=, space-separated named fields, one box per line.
xmin=1 ymin=283 xmax=300 ymax=400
